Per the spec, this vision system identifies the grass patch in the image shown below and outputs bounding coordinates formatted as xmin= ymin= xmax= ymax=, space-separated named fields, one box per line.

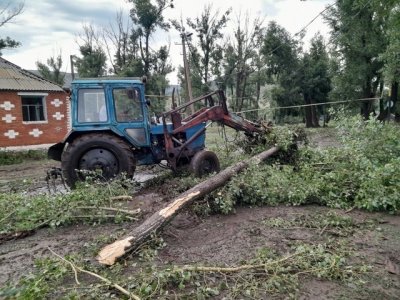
xmin=262 ymin=211 xmax=376 ymax=237
xmin=0 ymin=150 xmax=47 ymax=166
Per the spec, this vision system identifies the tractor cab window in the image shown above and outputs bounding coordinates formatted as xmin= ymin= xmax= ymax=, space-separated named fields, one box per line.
xmin=77 ymin=89 xmax=107 ymax=122
xmin=113 ymin=88 xmax=143 ymax=122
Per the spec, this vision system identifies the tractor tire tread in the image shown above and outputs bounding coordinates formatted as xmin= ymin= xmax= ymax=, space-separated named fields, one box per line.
xmin=61 ymin=133 xmax=136 ymax=187
xmin=190 ymin=150 xmax=220 ymax=177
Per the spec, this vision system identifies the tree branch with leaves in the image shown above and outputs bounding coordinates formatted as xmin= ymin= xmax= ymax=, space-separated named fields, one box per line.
xmin=36 ymin=52 xmax=66 ymax=85
xmin=0 ymin=1 xmax=24 ymax=55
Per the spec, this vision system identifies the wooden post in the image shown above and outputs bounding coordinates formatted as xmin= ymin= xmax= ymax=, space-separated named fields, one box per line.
xmin=181 ymin=31 xmax=195 ymax=114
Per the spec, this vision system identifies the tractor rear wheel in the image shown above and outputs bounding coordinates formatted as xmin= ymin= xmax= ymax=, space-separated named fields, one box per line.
xmin=190 ymin=150 xmax=220 ymax=177
xmin=61 ymin=133 xmax=136 ymax=188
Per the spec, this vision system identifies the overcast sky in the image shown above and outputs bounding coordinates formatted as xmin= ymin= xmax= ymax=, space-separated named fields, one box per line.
xmin=2 ymin=0 xmax=333 ymax=84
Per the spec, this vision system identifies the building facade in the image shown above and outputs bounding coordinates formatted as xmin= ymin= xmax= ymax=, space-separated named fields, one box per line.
xmin=0 ymin=57 xmax=69 ymax=149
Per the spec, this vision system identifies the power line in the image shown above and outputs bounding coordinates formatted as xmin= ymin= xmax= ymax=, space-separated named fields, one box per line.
xmin=145 ymin=94 xmax=380 ymax=114
xmin=234 ymin=97 xmax=380 ymax=114
xmin=263 ymin=2 xmax=335 ymax=58
xmin=145 ymin=94 xmax=171 ymax=98
xmin=325 ymin=0 xmax=375 ymax=49
xmin=295 ymin=3 xmax=335 ymax=37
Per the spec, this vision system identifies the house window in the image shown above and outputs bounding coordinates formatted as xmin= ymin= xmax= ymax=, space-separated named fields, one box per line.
xmin=21 ymin=96 xmax=46 ymax=122
xmin=77 ymin=88 xmax=106 ymax=122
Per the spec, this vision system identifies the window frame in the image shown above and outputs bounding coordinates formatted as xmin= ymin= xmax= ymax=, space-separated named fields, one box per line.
xmin=112 ymin=87 xmax=143 ymax=123
xmin=18 ymin=92 xmax=48 ymax=124
xmin=76 ymin=88 xmax=107 ymax=123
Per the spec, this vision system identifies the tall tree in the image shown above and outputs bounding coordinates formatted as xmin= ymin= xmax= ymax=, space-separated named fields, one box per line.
xmin=183 ymin=4 xmax=230 ymax=94
xmin=0 ymin=1 xmax=24 ymax=55
xmin=102 ymin=10 xmax=143 ymax=76
xmin=325 ymin=0 xmax=386 ymax=119
xmin=299 ymin=34 xmax=331 ymax=127
xmin=75 ymin=24 xmax=107 ymax=78
xmin=146 ymin=44 xmax=174 ymax=115
xmin=126 ymin=0 xmax=174 ymax=114
xmin=36 ymin=53 xmax=65 ymax=85
xmin=373 ymin=0 xmax=400 ymax=120
xmin=261 ymin=21 xmax=302 ymax=123
xmin=223 ymin=12 xmax=265 ymax=113
xmin=75 ymin=45 xmax=107 ymax=78
xmin=129 ymin=0 xmax=173 ymax=76
xmin=262 ymin=21 xmax=298 ymax=81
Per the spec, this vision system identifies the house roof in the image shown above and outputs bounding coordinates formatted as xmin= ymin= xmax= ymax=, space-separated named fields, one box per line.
xmin=0 ymin=57 xmax=64 ymax=92
xmin=28 ymin=69 xmax=73 ymax=90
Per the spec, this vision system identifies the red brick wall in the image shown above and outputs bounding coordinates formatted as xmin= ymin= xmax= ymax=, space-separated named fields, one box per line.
xmin=0 ymin=91 xmax=69 ymax=148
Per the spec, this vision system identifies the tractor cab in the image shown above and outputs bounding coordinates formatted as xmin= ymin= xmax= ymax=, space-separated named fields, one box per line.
xmin=71 ymin=78 xmax=151 ymax=148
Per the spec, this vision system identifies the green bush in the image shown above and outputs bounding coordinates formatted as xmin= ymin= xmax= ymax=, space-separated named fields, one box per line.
xmin=210 ymin=112 xmax=400 ymax=213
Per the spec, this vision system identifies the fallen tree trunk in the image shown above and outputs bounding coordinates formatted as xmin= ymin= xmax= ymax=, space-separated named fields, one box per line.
xmin=97 ymin=146 xmax=280 ymax=265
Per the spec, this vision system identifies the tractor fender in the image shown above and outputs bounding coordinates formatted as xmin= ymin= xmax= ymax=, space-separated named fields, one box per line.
xmin=48 ymin=142 xmax=65 ymax=161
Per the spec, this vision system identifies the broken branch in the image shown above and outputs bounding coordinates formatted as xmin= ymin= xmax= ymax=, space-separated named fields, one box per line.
xmin=48 ymin=247 xmax=140 ymax=300
xmin=71 ymin=215 xmax=138 ymax=221
xmin=97 ymin=146 xmax=280 ymax=265
xmin=110 ymin=195 xmax=134 ymax=201
xmin=177 ymin=251 xmax=300 ymax=273
xmin=76 ymin=206 xmax=140 ymax=216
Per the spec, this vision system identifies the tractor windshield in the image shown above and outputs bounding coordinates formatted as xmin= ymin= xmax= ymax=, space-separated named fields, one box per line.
xmin=113 ymin=88 xmax=143 ymax=122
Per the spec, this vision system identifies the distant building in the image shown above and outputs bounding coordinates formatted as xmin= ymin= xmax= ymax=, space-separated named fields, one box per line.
xmin=0 ymin=57 xmax=69 ymax=150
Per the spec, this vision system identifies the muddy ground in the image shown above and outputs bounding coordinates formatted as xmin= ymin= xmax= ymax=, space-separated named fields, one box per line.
xmin=0 ymin=131 xmax=399 ymax=299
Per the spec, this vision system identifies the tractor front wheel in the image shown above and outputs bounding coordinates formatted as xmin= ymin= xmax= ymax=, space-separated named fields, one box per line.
xmin=190 ymin=150 xmax=220 ymax=177
xmin=61 ymin=133 xmax=136 ymax=188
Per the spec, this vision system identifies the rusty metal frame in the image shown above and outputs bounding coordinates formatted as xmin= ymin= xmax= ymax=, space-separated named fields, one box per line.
xmin=161 ymin=90 xmax=262 ymax=170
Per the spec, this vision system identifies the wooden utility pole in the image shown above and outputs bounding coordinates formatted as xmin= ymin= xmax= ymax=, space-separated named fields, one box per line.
xmin=70 ymin=55 xmax=75 ymax=80
xmin=181 ymin=31 xmax=195 ymax=114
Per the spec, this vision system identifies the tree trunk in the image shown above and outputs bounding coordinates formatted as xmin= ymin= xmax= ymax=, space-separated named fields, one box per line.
xmin=238 ymin=74 xmax=248 ymax=112
xmin=253 ymin=82 xmax=260 ymax=120
xmin=97 ymin=146 xmax=280 ymax=265
xmin=310 ymin=99 xmax=319 ymax=127
xmin=361 ymin=98 xmax=372 ymax=120
xmin=235 ymin=70 xmax=243 ymax=110
xmin=378 ymin=97 xmax=387 ymax=121
xmin=361 ymin=76 xmax=373 ymax=120
xmin=144 ymin=33 xmax=150 ymax=75
xmin=304 ymin=94 xmax=313 ymax=128
xmin=230 ymin=84 xmax=234 ymax=102
xmin=390 ymin=81 xmax=398 ymax=122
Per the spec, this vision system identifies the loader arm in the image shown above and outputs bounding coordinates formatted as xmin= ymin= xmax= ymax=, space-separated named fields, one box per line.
xmin=165 ymin=90 xmax=263 ymax=136
xmin=170 ymin=106 xmax=262 ymax=135
xmin=161 ymin=90 xmax=264 ymax=170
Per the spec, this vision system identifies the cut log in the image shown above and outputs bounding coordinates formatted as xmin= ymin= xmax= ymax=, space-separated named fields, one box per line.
xmin=97 ymin=146 xmax=280 ymax=265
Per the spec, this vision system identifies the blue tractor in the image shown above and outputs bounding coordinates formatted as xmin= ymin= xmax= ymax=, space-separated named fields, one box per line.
xmin=48 ymin=77 xmax=262 ymax=187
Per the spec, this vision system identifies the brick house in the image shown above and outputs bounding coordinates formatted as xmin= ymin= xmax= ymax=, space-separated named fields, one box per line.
xmin=0 ymin=57 xmax=69 ymax=149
